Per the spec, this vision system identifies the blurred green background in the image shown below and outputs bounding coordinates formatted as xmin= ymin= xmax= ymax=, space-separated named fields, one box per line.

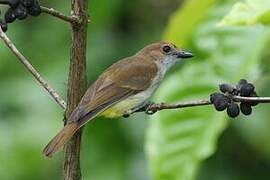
xmin=1 ymin=0 xmax=270 ymax=179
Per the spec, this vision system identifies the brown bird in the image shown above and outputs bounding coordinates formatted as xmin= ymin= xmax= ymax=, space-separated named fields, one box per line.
xmin=43 ymin=42 xmax=193 ymax=157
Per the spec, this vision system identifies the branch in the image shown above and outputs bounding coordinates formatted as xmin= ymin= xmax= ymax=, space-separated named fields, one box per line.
xmin=41 ymin=6 xmax=82 ymax=24
xmin=63 ymin=0 xmax=88 ymax=180
xmin=135 ymin=96 xmax=270 ymax=114
xmin=0 ymin=27 xmax=67 ymax=109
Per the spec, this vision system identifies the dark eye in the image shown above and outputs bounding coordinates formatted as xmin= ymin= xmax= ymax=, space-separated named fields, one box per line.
xmin=162 ymin=45 xmax=171 ymax=53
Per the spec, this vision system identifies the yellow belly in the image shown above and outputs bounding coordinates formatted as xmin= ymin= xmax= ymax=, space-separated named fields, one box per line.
xmin=99 ymin=91 xmax=151 ymax=118
xmin=100 ymin=97 xmax=142 ymax=118
xmin=100 ymin=105 xmax=130 ymax=118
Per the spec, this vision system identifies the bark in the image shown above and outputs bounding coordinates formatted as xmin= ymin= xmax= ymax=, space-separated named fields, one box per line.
xmin=63 ymin=1 xmax=88 ymax=180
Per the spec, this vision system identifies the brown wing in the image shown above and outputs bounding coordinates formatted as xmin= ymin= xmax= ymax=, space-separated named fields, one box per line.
xmin=68 ymin=57 xmax=158 ymax=127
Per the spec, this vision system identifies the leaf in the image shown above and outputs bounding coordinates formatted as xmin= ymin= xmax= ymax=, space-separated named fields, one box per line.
xmin=219 ymin=0 xmax=270 ymax=26
xmin=145 ymin=1 xmax=270 ymax=180
xmin=163 ymin=0 xmax=216 ymax=47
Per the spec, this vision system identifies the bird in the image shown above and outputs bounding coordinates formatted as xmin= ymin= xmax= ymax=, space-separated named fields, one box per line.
xmin=43 ymin=42 xmax=193 ymax=157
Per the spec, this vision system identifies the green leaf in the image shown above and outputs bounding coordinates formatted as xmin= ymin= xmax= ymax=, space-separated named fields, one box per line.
xmin=163 ymin=0 xmax=216 ymax=47
xmin=145 ymin=1 xmax=270 ymax=180
xmin=219 ymin=0 xmax=270 ymax=26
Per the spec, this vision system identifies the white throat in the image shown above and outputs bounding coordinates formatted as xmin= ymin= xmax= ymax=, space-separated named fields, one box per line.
xmin=156 ymin=56 xmax=178 ymax=76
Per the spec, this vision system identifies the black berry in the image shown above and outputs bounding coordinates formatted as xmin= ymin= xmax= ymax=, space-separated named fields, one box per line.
xmin=5 ymin=8 xmax=17 ymax=23
xmin=236 ymin=79 xmax=248 ymax=90
xmin=14 ymin=4 xmax=28 ymax=20
xmin=240 ymin=103 xmax=252 ymax=115
xmin=8 ymin=0 xmax=20 ymax=8
xmin=227 ymin=102 xmax=240 ymax=118
xmin=219 ymin=83 xmax=235 ymax=93
xmin=239 ymin=83 xmax=255 ymax=96
xmin=210 ymin=92 xmax=224 ymax=103
xmin=22 ymin=0 xmax=35 ymax=7
xmin=27 ymin=0 xmax=41 ymax=16
xmin=214 ymin=98 xmax=229 ymax=111
xmin=210 ymin=93 xmax=229 ymax=111
xmin=238 ymin=79 xmax=248 ymax=86
xmin=210 ymin=92 xmax=222 ymax=103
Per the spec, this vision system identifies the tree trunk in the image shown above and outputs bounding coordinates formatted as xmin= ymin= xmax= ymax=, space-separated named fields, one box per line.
xmin=63 ymin=1 xmax=88 ymax=180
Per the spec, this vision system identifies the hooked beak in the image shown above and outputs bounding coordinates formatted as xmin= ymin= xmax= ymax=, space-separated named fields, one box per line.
xmin=175 ymin=50 xmax=194 ymax=59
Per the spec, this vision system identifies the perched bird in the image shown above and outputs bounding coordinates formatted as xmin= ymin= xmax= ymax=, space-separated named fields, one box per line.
xmin=43 ymin=42 xmax=193 ymax=157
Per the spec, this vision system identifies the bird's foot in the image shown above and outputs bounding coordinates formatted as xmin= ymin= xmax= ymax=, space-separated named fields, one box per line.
xmin=145 ymin=102 xmax=157 ymax=115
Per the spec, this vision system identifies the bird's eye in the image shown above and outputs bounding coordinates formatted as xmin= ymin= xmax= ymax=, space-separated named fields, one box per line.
xmin=162 ymin=45 xmax=171 ymax=53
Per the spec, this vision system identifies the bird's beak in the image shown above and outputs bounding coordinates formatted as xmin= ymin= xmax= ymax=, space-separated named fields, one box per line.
xmin=175 ymin=50 xmax=194 ymax=59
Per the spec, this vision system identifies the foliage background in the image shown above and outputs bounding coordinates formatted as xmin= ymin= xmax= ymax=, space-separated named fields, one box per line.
xmin=0 ymin=0 xmax=270 ymax=180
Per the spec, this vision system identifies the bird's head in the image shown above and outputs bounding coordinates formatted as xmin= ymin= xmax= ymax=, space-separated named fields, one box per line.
xmin=136 ymin=42 xmax=193 ymax=69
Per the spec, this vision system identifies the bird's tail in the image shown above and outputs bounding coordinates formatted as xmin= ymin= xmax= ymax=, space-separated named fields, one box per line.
xmin=43 ymin=122 xmax=79 ymax=158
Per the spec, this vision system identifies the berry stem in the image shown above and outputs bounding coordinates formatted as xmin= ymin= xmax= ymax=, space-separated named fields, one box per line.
xmin=40 ymin=6 xmax=85 ymax=24
xmin=233 ymin=96 xmax=270 ymax=103
xmin=135 ymin=95 xmax=270 ymax=115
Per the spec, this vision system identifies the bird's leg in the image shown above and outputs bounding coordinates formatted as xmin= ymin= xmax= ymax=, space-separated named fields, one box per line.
xmin=130 ymin=101 xmax=157 ymax=115
xmin=144 ymin=102 xmax=157 ymax=115
xmin=122 ymin=101 xmax=150 ymax=118
xmin=122 ymin=101 xmax=158 ymax=118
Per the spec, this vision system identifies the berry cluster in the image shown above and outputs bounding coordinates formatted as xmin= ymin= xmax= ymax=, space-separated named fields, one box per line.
xmin=210 ymin=79 xmax=259 ymax=118
xmin=0 ymin=0 xmax=41 ymax=32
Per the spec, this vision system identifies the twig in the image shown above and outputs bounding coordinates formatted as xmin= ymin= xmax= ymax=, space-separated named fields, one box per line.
xmin=136 ymin=96 xmax=270 ymax=114
xmin=135 ymin=100 xmax=211 ymax=114
xmin=0 ymin=27 xmax=67 ymax=109
xmin=41 ymin=6 xmax=81 ymax=24
xmin=232 ymin=96 xmax=270 ymax=103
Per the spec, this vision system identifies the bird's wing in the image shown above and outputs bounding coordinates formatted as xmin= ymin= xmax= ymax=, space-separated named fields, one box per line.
xmin=69 ymin=57 xmax=158 ymax=127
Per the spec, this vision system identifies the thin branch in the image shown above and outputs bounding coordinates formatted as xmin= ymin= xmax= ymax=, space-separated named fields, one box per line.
xmin=0 ymin=27 xmax=67 ymax=109
xmin=135 ymin=96 xmax=270 ymax=114
xmin=232 ymin=96 xmax=270 ymax=103
xmin=41 ymin=6 xmax=81 ymax=24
